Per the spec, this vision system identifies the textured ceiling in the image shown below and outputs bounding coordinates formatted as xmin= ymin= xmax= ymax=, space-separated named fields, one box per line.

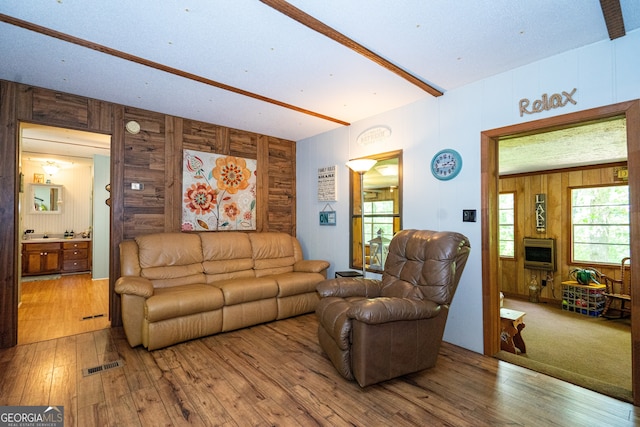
xmin=499 ymin=117 xmax=628 ymax=175
xmin=2 ymin=1 xmax=639 ymax=173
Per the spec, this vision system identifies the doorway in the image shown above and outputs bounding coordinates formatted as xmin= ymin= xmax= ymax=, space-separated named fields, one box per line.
xmin=481 ymin=100 xmax=640 ymax=405
xmin=18 ymin=123 xmax=111 ymax=344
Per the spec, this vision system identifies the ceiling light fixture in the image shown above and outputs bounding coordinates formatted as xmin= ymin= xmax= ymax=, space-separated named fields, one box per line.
xmin=42 ymin=161 xmax=59 ymax=176
xmin=125 ymin=120 xmax=141 ymax=134
xmin=375 ymin=164 xmax=398 ymax=176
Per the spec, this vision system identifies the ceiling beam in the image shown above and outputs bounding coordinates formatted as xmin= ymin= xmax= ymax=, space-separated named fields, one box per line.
xmin=599 ymin=0 xmax=626 ymax=40
xmin=0 ymin=13 xmax=350 ymax=127
xmin=260 ymin=0 xmax=444 ymax=97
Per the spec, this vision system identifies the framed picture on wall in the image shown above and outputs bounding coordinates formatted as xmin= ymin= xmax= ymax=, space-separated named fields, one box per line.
xmin=319 ymin=210 xmax=336 ymax=226
xmin=182 ymin=149 xmax=257 ymax=231
xmin=33 ymin=173 xmax=44 ymax=184
xmin=318 ymin=165 xmax=337 ymax=202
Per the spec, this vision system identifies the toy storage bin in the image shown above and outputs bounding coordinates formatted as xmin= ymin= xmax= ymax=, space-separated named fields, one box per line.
xmin=561 ymin=281 xmax=605 ymax=317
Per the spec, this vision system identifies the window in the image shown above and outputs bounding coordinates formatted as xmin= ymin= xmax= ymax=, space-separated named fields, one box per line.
xmin=350 ymin=150 xmax=402 ymax=272
xmin=499 ymin=192 xmax=515 ymax=257
xmin=364 ymin=200 xmax=395 ymax=242
xmin=571 ymin=185 xmax=630 ymax=264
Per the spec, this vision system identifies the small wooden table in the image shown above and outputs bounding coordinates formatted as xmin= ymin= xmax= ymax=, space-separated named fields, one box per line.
xmin=500 ymin=308 xmax=526 ymax=354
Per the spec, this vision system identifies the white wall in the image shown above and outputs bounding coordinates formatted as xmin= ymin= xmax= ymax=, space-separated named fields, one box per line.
xmin=296 ymin=29 xmax=640 ymax=354
xmin=92 ymin=154 xmax=111 ymax=279
xmin=22 ymin=159 xmax=93 ymax=236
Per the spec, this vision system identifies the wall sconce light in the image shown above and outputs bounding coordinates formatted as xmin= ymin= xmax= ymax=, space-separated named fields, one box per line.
xmin=42 ymin=161 xmax=59 ymax=176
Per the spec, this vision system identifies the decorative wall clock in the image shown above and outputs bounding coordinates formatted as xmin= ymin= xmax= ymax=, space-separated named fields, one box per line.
xmin=431 ymin=149 xmax=462 ymax=181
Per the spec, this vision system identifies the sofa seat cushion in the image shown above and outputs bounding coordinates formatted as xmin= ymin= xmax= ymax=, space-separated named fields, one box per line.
xmin=145 ymin=284 xmax=224 ymax=322
xmin=270 ymin=272 xmax=327 ymax=297
xmin=214 ymin=277 xmax=279 ymax=306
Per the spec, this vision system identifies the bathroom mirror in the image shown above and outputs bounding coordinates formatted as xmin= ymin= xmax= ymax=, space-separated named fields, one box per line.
xmin=30 ymin=184 xmax=63 ymax=214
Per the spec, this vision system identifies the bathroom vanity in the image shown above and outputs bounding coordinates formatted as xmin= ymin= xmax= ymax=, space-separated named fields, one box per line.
xmin=22 ymin=238 xmax=92 ymax=276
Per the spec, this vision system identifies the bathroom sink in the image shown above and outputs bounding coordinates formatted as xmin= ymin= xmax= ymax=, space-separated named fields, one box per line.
xmin=23 ymin=237 xmax=91 ymax=243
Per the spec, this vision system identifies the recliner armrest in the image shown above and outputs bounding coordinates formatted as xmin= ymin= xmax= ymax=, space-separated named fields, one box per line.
xmin=115 ymin=276 xmax=154 ymax=298
xmin=316 ymin=277 xmax=384 ymax=298
xmin=294 ymin=259 xmax=330 ymax=273
xmin=347 ymin=298 xmax=442 ymax=324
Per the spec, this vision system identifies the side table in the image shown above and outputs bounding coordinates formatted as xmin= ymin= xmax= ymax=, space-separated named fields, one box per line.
xmin=335 ymin=271 xmax=363 ymax=279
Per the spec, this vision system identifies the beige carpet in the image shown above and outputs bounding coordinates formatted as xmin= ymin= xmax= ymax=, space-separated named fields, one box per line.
xmin=496 ymin=298 xmax=632 ymax=402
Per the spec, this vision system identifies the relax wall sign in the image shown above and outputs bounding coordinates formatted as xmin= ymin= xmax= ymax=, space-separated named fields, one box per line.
xmin=519 ymin=88 xmax=577 ymax=117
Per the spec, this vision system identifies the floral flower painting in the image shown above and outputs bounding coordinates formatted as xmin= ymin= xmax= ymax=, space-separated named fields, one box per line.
xmin=182 ymin=149 xmax=257 ymax=231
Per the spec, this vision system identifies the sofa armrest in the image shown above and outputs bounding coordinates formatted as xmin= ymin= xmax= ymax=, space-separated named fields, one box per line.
xmin=115 ymin=276 xmax=154 ymax=298
xmin=294 ymin=259 xmax=330 ymax=274
xmin=317 ymin=277 xmax=383 ymax=298
xmin=347 ymin=298 xmax=442 ymax=324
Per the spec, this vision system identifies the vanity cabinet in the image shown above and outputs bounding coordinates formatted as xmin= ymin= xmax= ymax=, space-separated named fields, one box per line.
xmin=62 ymin=241 xmax=91 ymax=273
xmin=22 ymin=242 xmax=62 ymax=276
xmin=22 ymin=240 xmax=92 ymax=276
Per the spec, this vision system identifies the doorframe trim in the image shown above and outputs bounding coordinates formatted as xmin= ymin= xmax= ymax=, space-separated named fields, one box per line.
xmin=481 ymin=100 xmax=640 ymax=405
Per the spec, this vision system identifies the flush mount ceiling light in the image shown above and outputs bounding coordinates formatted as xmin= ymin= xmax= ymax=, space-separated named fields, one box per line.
xmin=42 ymin=161 xmax=59 ymax=175
xmin=125 ymin=120 xmax=141 ymax=134
xmin=375 ymin=164 xmax=398 ymax=176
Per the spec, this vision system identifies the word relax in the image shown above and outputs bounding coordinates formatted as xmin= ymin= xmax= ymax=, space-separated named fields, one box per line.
xmin=519 ymin=88 xmax=577 ymax=117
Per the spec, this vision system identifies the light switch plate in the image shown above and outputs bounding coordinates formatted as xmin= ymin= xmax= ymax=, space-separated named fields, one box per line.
xmin=463 ymin=209 xmax=476 ymax=222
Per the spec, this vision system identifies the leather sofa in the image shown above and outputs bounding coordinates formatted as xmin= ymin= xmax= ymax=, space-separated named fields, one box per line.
xmin=115 ymin=231 xmax=330 ymax=350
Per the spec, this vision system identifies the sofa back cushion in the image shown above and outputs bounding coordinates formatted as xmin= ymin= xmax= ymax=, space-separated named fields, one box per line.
xmin=200 ymin=232 xmax=256 ymax=282
xmin=249 ymin=232 xmax=298 ymax=277
xmin=135 ymin=233 xmax=205 ymax=288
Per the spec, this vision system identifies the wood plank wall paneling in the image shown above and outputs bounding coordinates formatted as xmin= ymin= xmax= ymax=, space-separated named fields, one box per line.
xmin=0 ymin=79 xmax=297 ymax=348
xmin=229 ymin=128 xmax=258 ymax=159
xmin=268 ymin=136 xmax=296 ymax=235
xmin=164 ymin=116 xmax=181 ymax=232
xmin=499 ymin=163 xmax=627 ymax=300
xmin=0 ymin=81 xmax=19 ymax=348
xmin=182 ymin=119 xmax=225 ymax=153
xmin=32 ymin=88 xmax=89 ymax=126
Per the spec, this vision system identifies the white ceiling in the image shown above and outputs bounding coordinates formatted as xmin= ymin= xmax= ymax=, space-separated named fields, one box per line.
xmin=2 ymin=1 xmax=639 ymax=173
xmin=21 ymin=123 xmax=111 ymax=169
xmin=499 ymin=117 xmax=628 ymax=175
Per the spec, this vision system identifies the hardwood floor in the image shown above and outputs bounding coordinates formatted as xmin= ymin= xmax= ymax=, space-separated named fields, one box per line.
xmin=18 ymin=273 xmax=110 ymax=345
xmin=0 ymin=314 xmax=638 ymax=426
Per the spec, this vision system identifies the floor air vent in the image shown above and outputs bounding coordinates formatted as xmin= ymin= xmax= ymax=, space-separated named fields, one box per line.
xmin=81 ymin=313 xmax=106 ymax=321
xmin=83 ymin=359 xmax=125 ymax=377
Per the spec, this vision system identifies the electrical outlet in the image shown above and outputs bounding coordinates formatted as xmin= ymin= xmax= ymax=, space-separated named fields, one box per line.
xmin=462 ymin=209 xmax=476 ymax=222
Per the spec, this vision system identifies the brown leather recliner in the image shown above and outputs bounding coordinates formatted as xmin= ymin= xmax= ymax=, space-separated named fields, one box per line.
xmin=316 ymin=229 xmax=471 ymax=387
